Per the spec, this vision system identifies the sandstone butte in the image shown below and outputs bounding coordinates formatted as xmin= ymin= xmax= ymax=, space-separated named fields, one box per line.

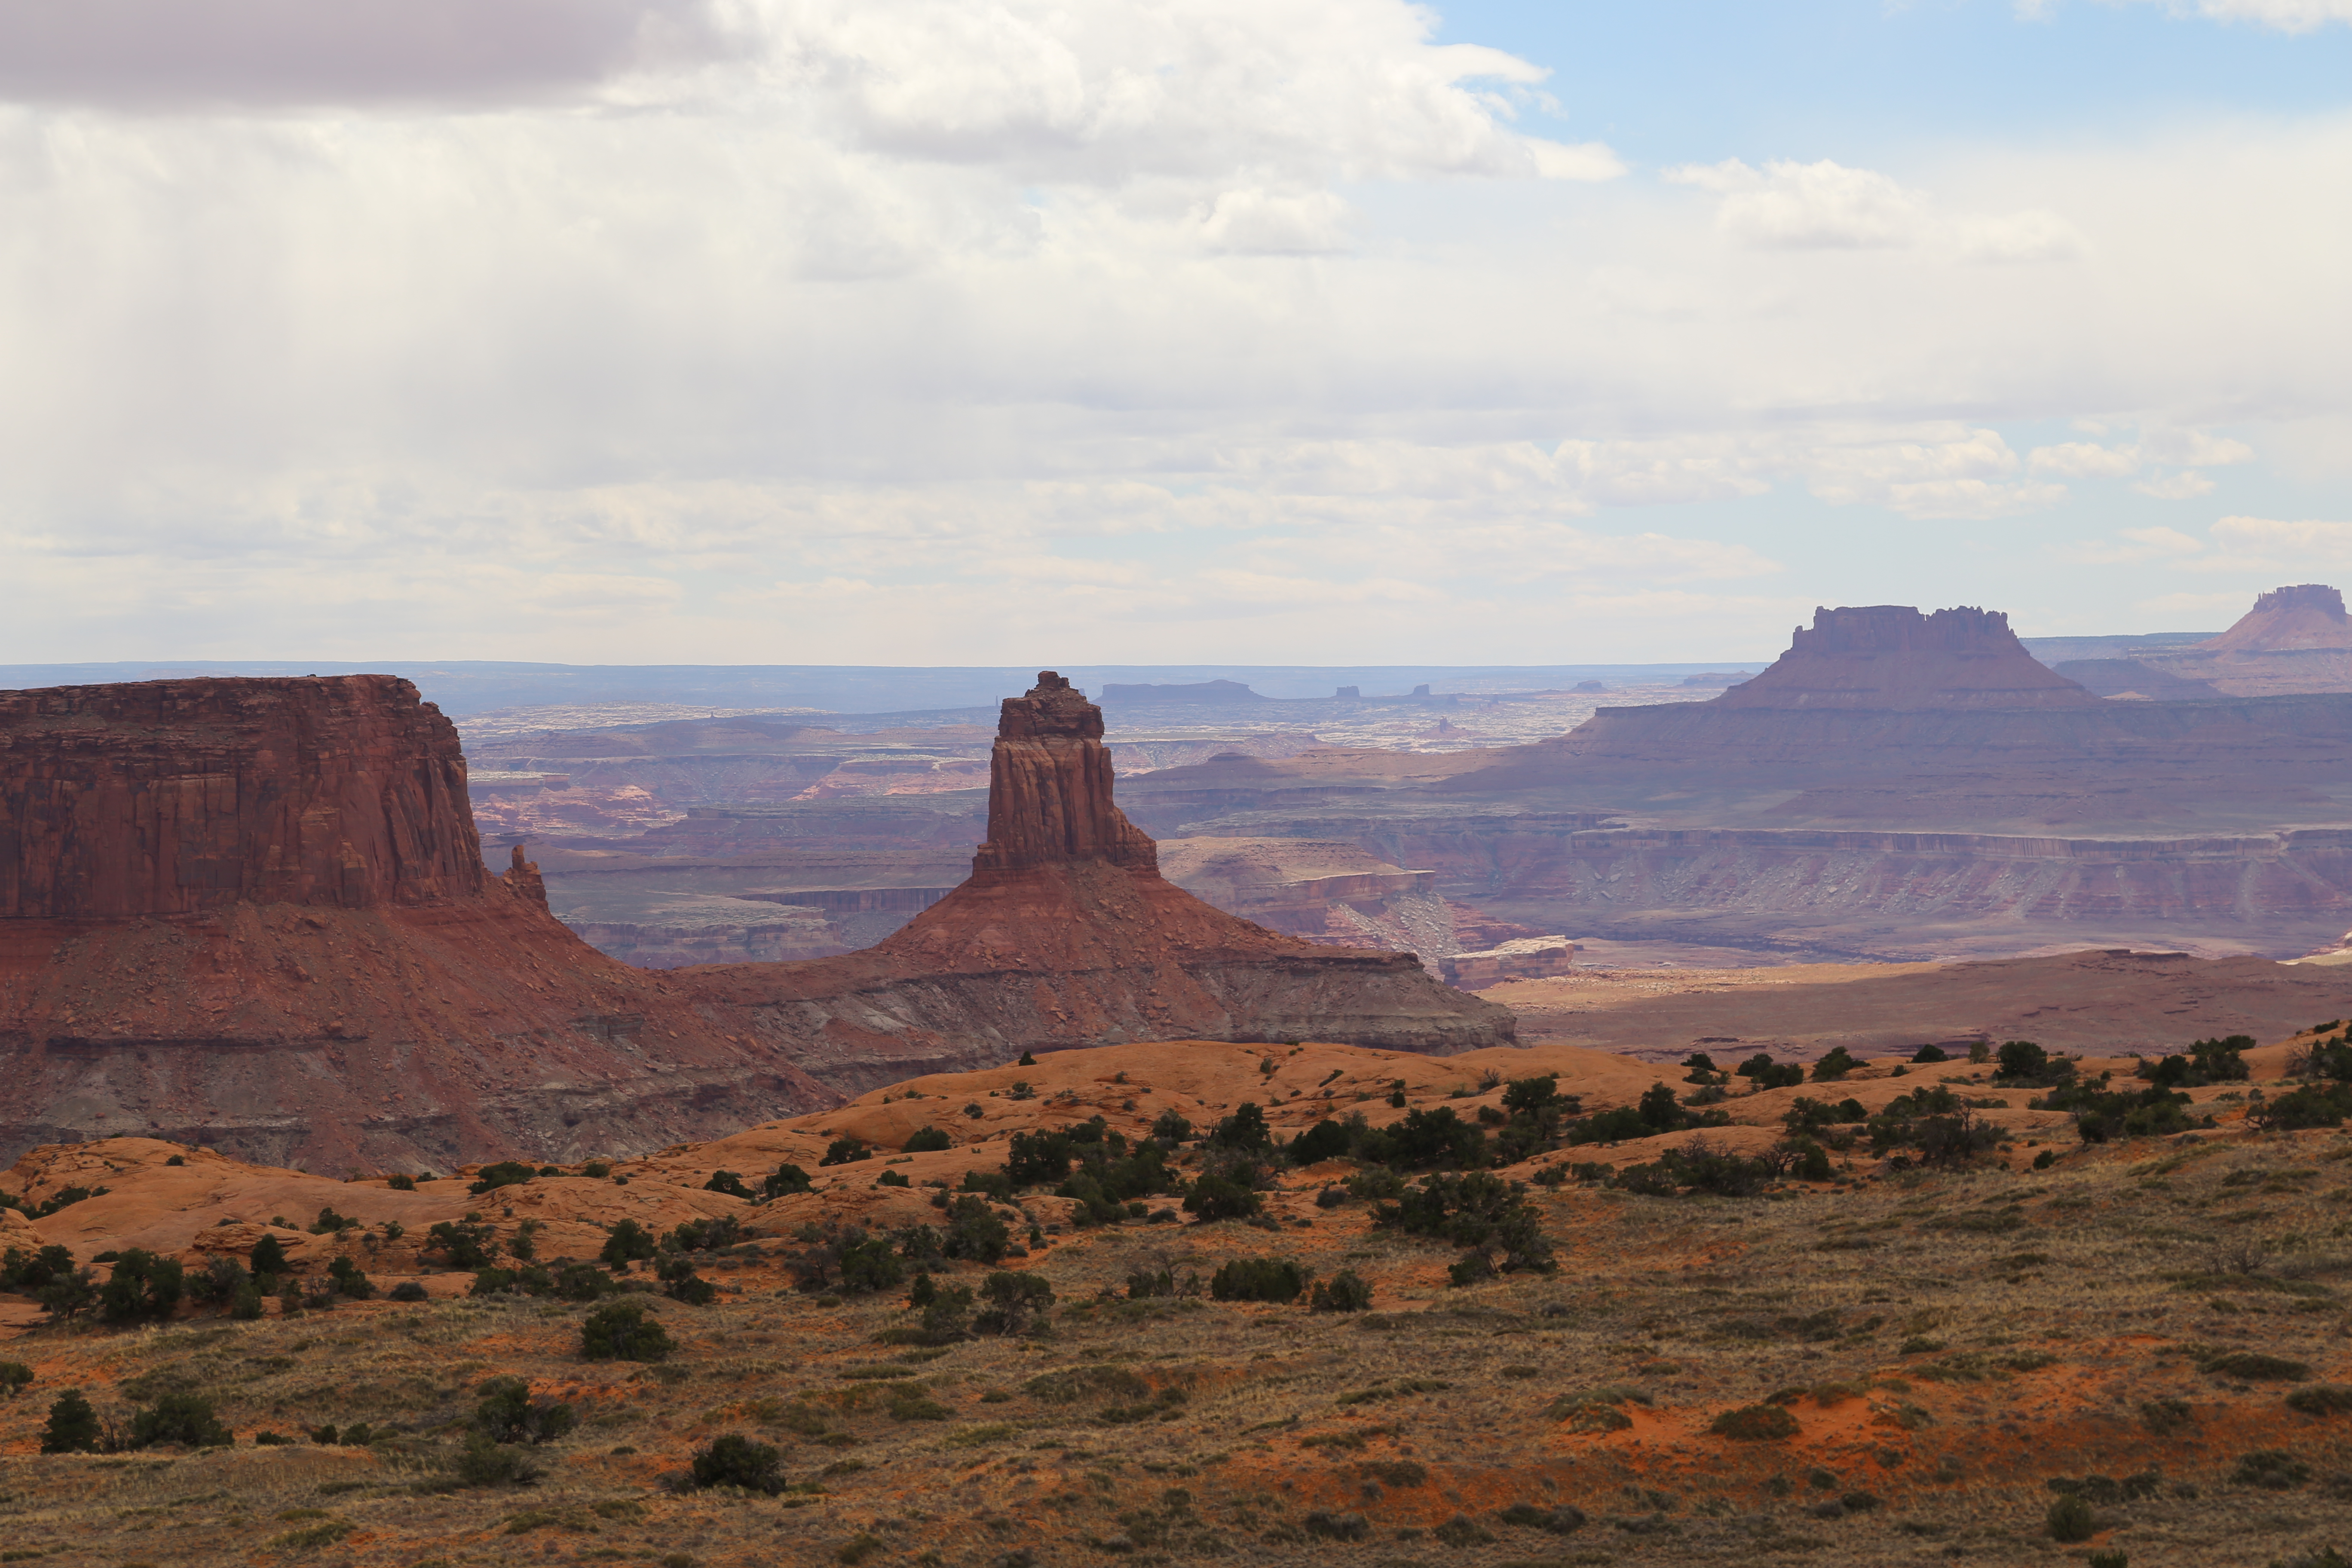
xmin=2131 ymin=582 xmax=2352 ymax=698
xmin=8 ymin=1032 xmax=2352 ymax=1564
xmin=0 ymin=676 xmax=839 ymax=1173
xmin=677 ymin=674 xmax=1516 ymax=1093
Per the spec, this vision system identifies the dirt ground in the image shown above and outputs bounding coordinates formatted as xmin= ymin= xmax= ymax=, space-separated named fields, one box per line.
xmin=5 ymin=1037 xmax=2352 ymax=1567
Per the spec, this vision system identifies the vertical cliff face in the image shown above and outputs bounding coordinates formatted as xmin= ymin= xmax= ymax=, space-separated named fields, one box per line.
xmin=0 ymin=676 xmax=484 ymax=919
xmin=973 ymin=672 xmax=1158 ymax=875
xmin=681 ymin=672 xmax=1517 ymax=1090
xmin=0 ymin=677 xmax=838 ymax=1169
xmin=1715 ymin=605 xmax=2096 ymax=710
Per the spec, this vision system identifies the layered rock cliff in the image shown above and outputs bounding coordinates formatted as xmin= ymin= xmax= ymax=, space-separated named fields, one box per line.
xmin=0 ymin=677 xmax=838 ymax=1168
xmin=2131 ymin=585 xmax=2352 ymax=696
xmin=1715 ymin=605 xmax=2096 ymax=710
xmin=680 ymin=673 xmax=1515 ymax=1092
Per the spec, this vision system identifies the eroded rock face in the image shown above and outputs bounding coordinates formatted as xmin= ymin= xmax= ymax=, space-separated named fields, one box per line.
xmin=2199 ymin=584 xmax=2352 ymax=654
xmin=1716 ymin=605 xmax=2096 ymax=710
xmin=0 ymin=677 xmax=839 ymax=1168
xmin=681 ymin=672 xmax=1515 ymax=1091
xmin=0 ymin=675 xmax=485 ymax=918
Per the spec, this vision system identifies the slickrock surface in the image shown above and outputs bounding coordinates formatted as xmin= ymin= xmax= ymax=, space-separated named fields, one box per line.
xmin=0 ymin=677 xmax=839 ymax=1170
xmin=9 ymin=1032 xmax=2352 ymax=1565
xmin=680 ymin=675 xmax=1514 ymax=1092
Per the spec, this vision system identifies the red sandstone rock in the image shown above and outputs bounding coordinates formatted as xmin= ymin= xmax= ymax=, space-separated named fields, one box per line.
xmin=1716 ymin=605 xmax=2096 ymax=710
xmin=2198 ymin=585 xmax=2352 ymax=653
xmin=0 ymin=677 xmax=839 ymax=1170
xmin=680 ymin=673 xmax=1515 ymax=1092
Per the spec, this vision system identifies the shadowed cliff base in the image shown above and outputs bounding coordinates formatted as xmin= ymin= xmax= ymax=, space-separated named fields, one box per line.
xmin=0 ymin=676 xmax=840 ymax=1170
xmin=678 ymin=673 xmax=1515 ymax=1092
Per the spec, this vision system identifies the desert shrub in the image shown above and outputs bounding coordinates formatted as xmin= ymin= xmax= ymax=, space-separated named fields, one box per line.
xmin=703 ymin=1170 xmax=752 ymax=1199
xmin=974 ymin=1271 xmax=1054 ymax=1335
xmin=1810 ymin=1047 xmax=1860 ymax=1082
xmin=248 ymin=1234 xmax=290 ymax=1276
xmin=1868 ymin=1103 xmax=2000 ymax=1165
xmin=819 ymin=1136 xmax=872 ymax=1167
xmin=327 ymin=1256 xmax=374 ymax=1300
xmin=1207 ymin=1102 xmax=1273 ymax=1152
xmin=1911 ymin=1044 xmax=1950 ymax=1063
xmin=598 ymin=1219 xmax=658 ymax=1271
xmin=468 ymin=1161 xmax=537 ymax=1197
xmin=1498 ymin=1502 xmax=1587 ymax=1533
xmin=656 ymin=1255 xmax=717 ymax=1306
xmin=1309 ymin=1270 xmax=1373 ymax=1313
xmin=1374 ymin=1170 xmax=1553 ymax=1277
xmin=1287 ymin=1119 xmax=1351 ymax=1164
xmin=2204 ymin=1351 xmax=2312 ymax=1381
xmin=833 ymin=1232 xmax=906 ymax=1296
xmin=580 ymin=1302 xmax=672 ymax=1363
xmin=1211 ymin=1257 xmax=1307 ymax=1303
xmin=1 ymin=1244 xmax=76 ymax=1292
xmin=958 ymin=1167 xmax=1015 ymax=1201
xmin=2037 ymin=1073 xmax=2196 ymax=1142
xmin=388 ymin=1281 xmax=428 ymax=1302
xmin=2041 ymin=1492 xmax=2096 ymax=1542
xmin=690 ymin=1433 xmax=786 ymax=1494
xmin=0 ymin=1361 xmax=30 ymax=1398
xmin=1711 ymin=1404 xmax=1800 ymax=1441
xmin=1302 ymin=1511 xmax=1370 ymax=1541
xmin=2234 ymin=1449 xmax=2312 ymax=1490
xmin=1570 ymin=1083 xmax=1732 ymax=1146
xmin=666 ymin=1215 xmax=743 ymax=1253
xmin=474 ymin=1378 xmax=578 ymax=1445
xmin=386 ymin=1172 xmax=417 ymax=1190
xmin=452 ymin=1432 xmax=542 ymax=1487
xmin=1783 ymin=1096 xmax=1868 ymax=1133
xmin=761 ymin=1163 xmax=813 ymax=1198
xmin=1182 ymin=1172 xmax=1262 ymax=1222
xmin=1432 ymin=1515 xmax=1496 ymax=1547
xmin=941 ymin=1196 xmax=1011 ymax=1263
xmin=1736 ymin=1053 xmax=1807 ymax=1090
xmin=426 ymin=1221 xmax=496 ymax=1270
xmin=1149 ymin=1109 xmax=1194 ymax=1145
xmin=2288 ymin=1386 xmax=2352 ymax=1416
xmin=1995 ymin=1040 xmax=2052 ymax=1083
xmin=904 ymin=1126 xmax=952 ymax=1153
xmin=187 ymin=1255 xmax=249 ymax=1311
xmin=40 ymin=1390 xmax=101 ymax=1453
xmin=98 ymin=1249 xmax=183 ymax=1326
xmin=895 ymin=1281 xmax=974 ymax=1344
xmin=2254 ymin=1083 xmax=2352 ymax=1132
xmin=130 ymin=1391 xmax=231 ymax=1449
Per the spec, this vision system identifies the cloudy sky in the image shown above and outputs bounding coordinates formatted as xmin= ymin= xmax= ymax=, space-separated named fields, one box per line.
xmin=3 ymin=0 xmax=2350 ymax=665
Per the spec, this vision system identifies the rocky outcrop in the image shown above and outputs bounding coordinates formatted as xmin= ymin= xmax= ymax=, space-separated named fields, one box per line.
xmin=2131 ymin=585 xmax=2352 ymax=696
xmin=680 ymin=673 xmax=1515 ymax=1093
xmin=0 ymin=677 xmax=839 ymax=1169
xmin=1715 ymin=606 xmax=2096 ymax=710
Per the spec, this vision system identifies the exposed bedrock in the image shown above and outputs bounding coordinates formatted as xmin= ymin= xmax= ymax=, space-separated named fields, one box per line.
xmin=0 ymin=677 xmax=839 ymax=1168
xmin=679 ymin=673 xmax=1514 ymax=1091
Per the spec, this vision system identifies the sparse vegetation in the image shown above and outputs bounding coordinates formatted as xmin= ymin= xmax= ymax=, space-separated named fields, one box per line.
xmin=580 ymin=1302 xmax=673 ymax=1362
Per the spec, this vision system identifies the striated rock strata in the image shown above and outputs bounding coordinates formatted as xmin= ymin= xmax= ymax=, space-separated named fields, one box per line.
xmin=0 ymin=677 xmax=838 ymax=1169
xmin=2133 ymin=584 xmax=2352 ymax=696
xmin=680 ymin=673 xmax=1514 ymax=1093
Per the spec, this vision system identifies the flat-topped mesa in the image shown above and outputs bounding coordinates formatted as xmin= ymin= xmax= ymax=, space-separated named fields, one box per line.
xmin=2198 ymin=584 xmax=2352 ymax=653
xmin=0 ymin=675 xmax=486 ymax=919
xmin=973 ymin=672 xmax=1157 ymax=876
xmin=1715 ymin=605 xmax=2097 ymax=710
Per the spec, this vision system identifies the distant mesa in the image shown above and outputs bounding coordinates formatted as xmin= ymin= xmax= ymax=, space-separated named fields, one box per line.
xmin=2049 ymin=658 xmax=2223 ymax=700
xmin=679 ymin=671 xmax=1515 ymax=1092
xmin=1334 ymin=685 xmax=1360 ymax=698
xmin=1099 ymin=678 xmax=1265 ymax=704
xmin=1714 ymin=605 xmax=2096 ymax=710
xmin=2198 ymin=584 xmax=2352 ymax=653
xmin=1571 ymin=680 xmax=1608 ymax=693
xmin=1678 ymin=671 xmax=1753 ymax=689
xmin=0 ymin=675 xmax=837 ymax=1169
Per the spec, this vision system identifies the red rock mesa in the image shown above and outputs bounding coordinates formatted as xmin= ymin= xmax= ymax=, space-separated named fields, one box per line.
xmin=1714 ymin=605 xmax=2098 ymax=710
xmin=0 ymin=676 xmax=836 ymax=1170
xmin=681 ymin=673 xmax=1516 ymax=1092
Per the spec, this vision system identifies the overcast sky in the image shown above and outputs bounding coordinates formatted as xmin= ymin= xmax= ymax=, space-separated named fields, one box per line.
xmin=3 ymin=0 xmax=2350 ymax=665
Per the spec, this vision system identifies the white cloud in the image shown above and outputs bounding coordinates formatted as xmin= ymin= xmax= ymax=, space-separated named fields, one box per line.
xmin=2028 ymin=429 xmax=2255 ymax=478
xmin=2053 ymin=525 xmax=2207 ymax=564
xmin=2208 ymin=515 xmax=2352 ymax=567
xmin=2132 ymin=470 xmax=2216 ymax=499
xmin=2117 ymin=0 xmax=2352 ymax=32
xmin=2030 ymin=441 xmax=2142 ymax=478
xmin=1665 ymin=157 xmax=2085 ymax=261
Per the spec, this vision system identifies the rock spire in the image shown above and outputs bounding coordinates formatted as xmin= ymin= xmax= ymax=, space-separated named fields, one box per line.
xmin=974 ymin=672 xmax=1157 ymax=875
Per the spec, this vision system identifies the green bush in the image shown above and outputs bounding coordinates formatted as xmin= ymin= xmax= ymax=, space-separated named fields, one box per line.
xmin=327 ymin=1256 xmax=374 ymax=1300
xmin=942 ymin=1196 xmax=1011 ymax=1263
xmin=1181 ymin=1173 xmax=1262 ymax=1222
xmin=2203 ymin=1352 xmax=2311 ymax=1382
xmin=468 ymin=1161 xmax=537 ymax=1197
xmin=1211 ymin=1257 xmax=1307 ymax=1303
xmin=1309 ymin=1270 xmax=1373 ymax=1313
xmin=473 ymin=1378 xmax=578 ymax=1445
xmin=2254 ymin=1083 xmax=2352 ymax=1132
xmin=1736 ymin=1054 xmax=1806 ymax=1090
xmin=974 ymin=1271 xmax=1053 ymax=1335
xmin=903 ymin=1127 xmax=952 ymax=1153
xmin=0 ymin=1360 xmax=30 ymax=1398
xmin=761 ymin=1164 xmax=813 ymax=1198
xmin=451 ymin=1432 xmax=542 ymax=1487
xmin=40 ymin=1390 xmax=101 ymax=1454
xmin=387 ymin=1172 xmax=417 ymax=1191
xmin=703 ymin=1170 xmax=752 ymax=1199
xmin=1710 ymin=1405 xmax=1801 ymax=1440
xmin=98 ymin=1249 xmax=182 ymax=1325
xmin=130 ymin=1392 xmax=231 ymax=1449
xmin=425 ymin=1221 xmax=496 ymax=1270
xmin=1 ymin=1243 xmax=76 ymax=1292
xmin=819 ymin=1136 xmax=871 ymax=1167
xmin=690 ymin=1433 xmax=786 ymax=1493
xmin=2287 ymin=1386 xmax=2352 ymax=1415
xmin=2046 ymin=1493 xmax=2096 ymax=1542
xmin=2233 ymin=1449 xmax=2312 ymax=1490
xmin=580 ymin=1302 xmax=672 ymax=1363
xmin=248 ymin=1234 xmax=290 ymax=1276
xmin=834 ymin=1233 xmax=905 ymax=1295
xmin=1911 ymin=1044 xmax=1950 ymax=1063
xmin=1810 ymin=1047 xmax=1859 ymax=1082
xmin=1374 ymin=1170 xmax=1553 ymax=1276
xmin=599 ymin=1219 xmax=658 ymax=1270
